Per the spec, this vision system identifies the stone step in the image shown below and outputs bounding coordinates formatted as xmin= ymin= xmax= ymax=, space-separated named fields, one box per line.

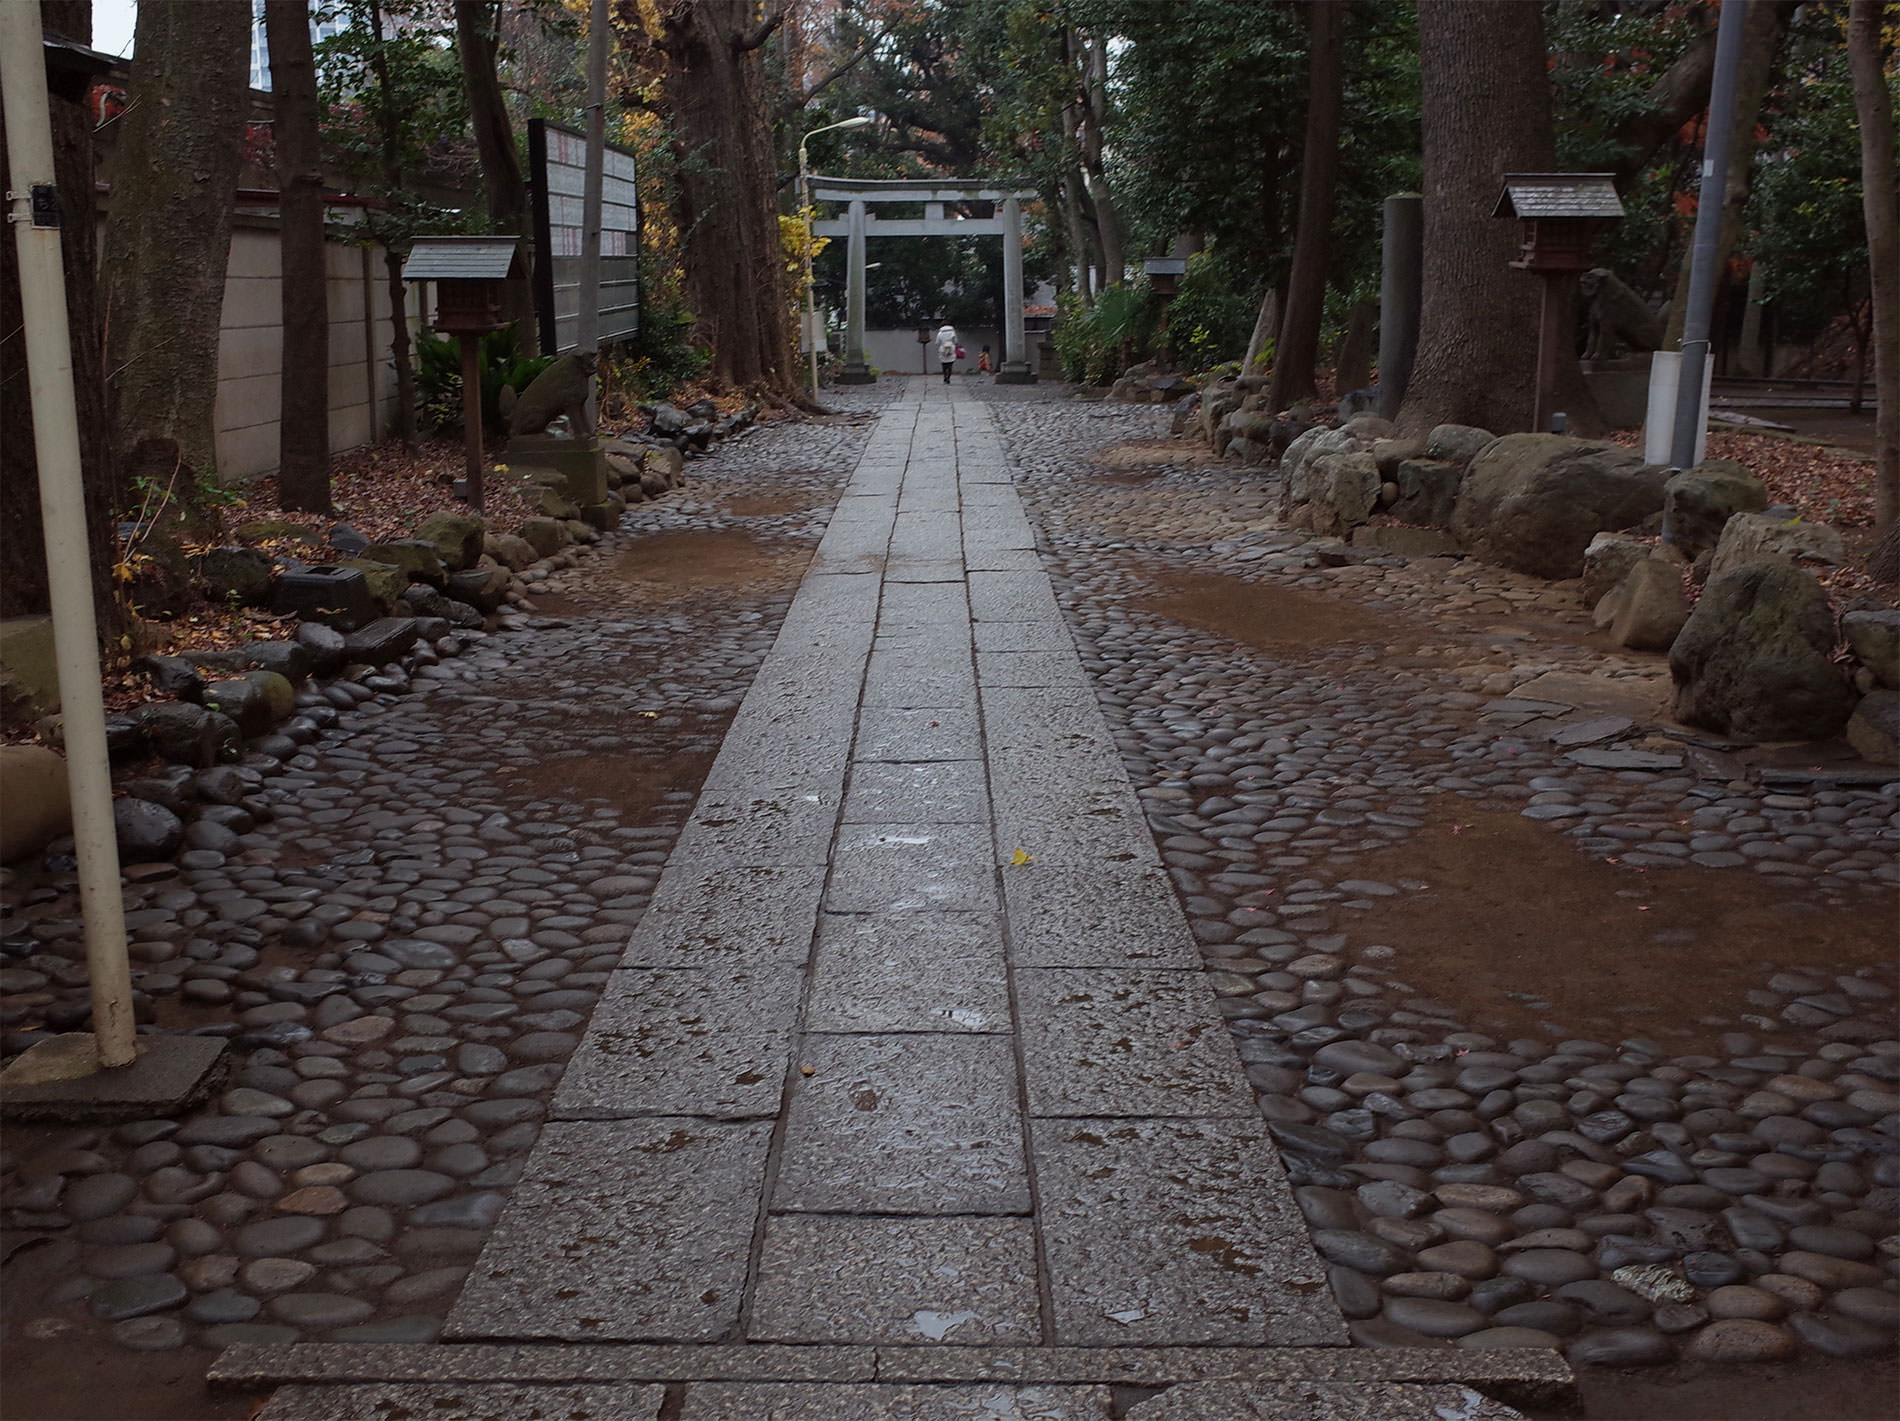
xmin=214 ymin=1341 xmax=1574 ymax=1419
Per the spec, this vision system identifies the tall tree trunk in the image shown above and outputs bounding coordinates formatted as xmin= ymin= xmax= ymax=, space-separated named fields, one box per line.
xmin=1399 ymin=0 xmax=1601 ymax=436
xmin=1242 ymin=287 xmax=1280 ymax=379
xmin=367 ymin=0 xmax=416 ymax=450
xmin=1847 ymin=0 xmax=1897 ymax=532
xmin=1267 ymin=0 xmax=1345 ymax=414
xmin=1661 ymin=0 xmax=1791 ymax=351
xmin=1074 ymin=31 xmax=1123 ymax=286
xmin=102 ymin=0 xmax=250 ymax=488
xmin=653 ymin=1 xmax=794 ymax=392
xmin=455 ymin=0 xmax=535 ymax=350
xmin=1 ymin=0 xmax=120 ymax=629
xmin=1059 ymin=169 xmax=1092 ymax=302
xmin=267 ymin=0 xmax=331 ymax=512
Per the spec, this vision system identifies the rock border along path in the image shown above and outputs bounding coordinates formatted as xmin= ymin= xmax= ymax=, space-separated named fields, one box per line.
xmin=217 ymin=383 xmax=1569 ymax=1416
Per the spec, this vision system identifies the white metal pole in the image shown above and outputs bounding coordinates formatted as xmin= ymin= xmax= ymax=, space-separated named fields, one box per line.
xmin=800 ymin=140 xmax=819 ymax=399
xmin=1 ymin=2 xmax=138 ymax=1068
xmin=1667 ymin=0 xmax=1751 ymax=492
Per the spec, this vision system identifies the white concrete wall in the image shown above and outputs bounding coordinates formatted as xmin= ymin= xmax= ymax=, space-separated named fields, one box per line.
xmin=215 ymin=219 xmax=422 ymax=481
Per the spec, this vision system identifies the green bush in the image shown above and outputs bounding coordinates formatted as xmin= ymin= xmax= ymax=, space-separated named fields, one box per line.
xmin=1163 ymin=253 xmax=1260 ymax=374
xmin=1052 ymin=283 xmax=1159 ymax=386
xmin=601 ymin=294 xmax=712 ymax=408
xmin=414 ymin=325 xmax=554 ymax=435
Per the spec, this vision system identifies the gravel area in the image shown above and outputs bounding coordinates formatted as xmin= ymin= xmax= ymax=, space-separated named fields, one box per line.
xmin=0 ymin=386 xmax=899 ymax=1371
xmin=976 ymin=381 xmax=1898 ymax=1371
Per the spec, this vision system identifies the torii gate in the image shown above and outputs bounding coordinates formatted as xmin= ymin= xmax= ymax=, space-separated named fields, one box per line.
xmin=810 ymin=176 xmax=1038 ymax=385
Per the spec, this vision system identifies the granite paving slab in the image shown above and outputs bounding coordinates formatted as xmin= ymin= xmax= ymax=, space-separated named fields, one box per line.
xmin=255 ymin=1383 xmax=667 ymax=1421
xmin=806 ymin=912 xmax=1011 ymax=1034
xmin=445 ymin=1120 xmax=773 ymax=1343
xmin=669 ymin=787 xmax=841 ymax=865
xmin=677 ymin=1383 xmax=1114 ymax=1420
xmin=975 ymin=649 xmax=1094 ymax=690
xmin=861 ymin=652 xmax=979 ymax=709
xmin=552 ymin=967 xmax=800 ymax=1119
xmin=825 ymin=823 xmax=999 ymax=913
xmin=747 ymin=1215 xmax=1040 ymax=1345
xmin=1032 ymin=1117 xmax=1344 ymax=1348
xmin=772 ymin=1032 xmax=1029 ymax=1214
xmin=854 ymin=706 xmax=984 ymax=762
xmin=1015 ymin=969 xmax=1254 ymax=1118
xmin=968 ymin=570 xmax=1065 ymax=623
xmin=1002 ymin=862 xmax=1200 ymax=969
xmin=1123 ymin=1382 xmax=1529 ymax=1420
xmin=842 ymin=760 xmax=990 ymax=824
xmin=623 ymin=864 xmax=824 ymax=967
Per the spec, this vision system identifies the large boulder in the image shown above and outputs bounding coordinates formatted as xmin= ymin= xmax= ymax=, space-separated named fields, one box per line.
xmin=447 ymin=566 xmax=512 ymax=614
xmin=336 ymin=559 xmax=410 ymax=614
xmin=200 ymin=670 xmax=295 ymax=737
xmin=113 ymin=797 xmax=184 ymax=863
xmin=517 ymin=517 xmax=569 ymax=559
xmin=414 ymin=511 xmax=486 ymax=573
xmin=1391 ymin=459 xmax=1462 ymax=527
xmin=1846 ymin=690 xmax=1899 ymax=764
xmin=1279 ymin=426 xmax=1373 ymax=520
xmin=1452 ymin=435 xmax=1670 ymax=580
xmin=1843 ymin=610 xmax=1900 ymax=688
xmin=1669 ymin=559 xmax=1856 ymax=741
xmin=1199 ymin=387 xmax=1246 ymax=446
xmin=1308 ymin=452 xmax=1382 ymax=537
xmin=138 ymin=702 xmax=240 ymax=767
xmin=1663 ymin=460 xmax=1768 ymax=559
xmin=0 ymin=746 xmax=72 ymax=864
xmin=360 ymin=539 xmax=446 ymax=588
xmin=1605 ymin=559 xmax=1691 ymax=652
xmin=196 ymin=547 xmax=275 ymax=606
xmin=1425 ymin=424 xmax=1496 ymax=469
xmin=1581 ymin=533 xmax=1651 ymax=609
xmin=1709 ymin=511 xmax=1846 ymax=578
xmin=485 ymin=533 xmax=540 ymax=572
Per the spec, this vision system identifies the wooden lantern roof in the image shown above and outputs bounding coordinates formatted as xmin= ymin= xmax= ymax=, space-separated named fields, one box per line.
xmin=1492 ymin=174 xmax=1623 ymax=221
xmin=400 ymin=237 xmax=525 ymax=282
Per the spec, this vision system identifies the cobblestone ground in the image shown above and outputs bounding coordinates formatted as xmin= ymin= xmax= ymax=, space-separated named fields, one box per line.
xmin=0 ymin=389 xmax=900 ymax=1412
xmin=973 ymin=384 xmax=1898 ymax=1380
xmin=1 ymin=376 xmax=1895 ymax=1419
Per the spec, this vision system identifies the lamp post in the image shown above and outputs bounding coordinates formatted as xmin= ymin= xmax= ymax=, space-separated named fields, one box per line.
xmin=798 ymin=115 xmax=872 ymax=399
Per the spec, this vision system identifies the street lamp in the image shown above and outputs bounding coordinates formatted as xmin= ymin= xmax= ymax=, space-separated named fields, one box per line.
xmin=798 ymin=115 xmax=872 ymax=398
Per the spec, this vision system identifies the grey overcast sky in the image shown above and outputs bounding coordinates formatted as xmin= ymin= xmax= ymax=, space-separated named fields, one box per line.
xmin=93 ymin=0 xmax=137 ymax=58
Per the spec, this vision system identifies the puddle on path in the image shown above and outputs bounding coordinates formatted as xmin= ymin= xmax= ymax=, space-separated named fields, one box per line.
xmin=1326 ymin=805 xmax=1896 ymax=1050
xmin=1135 ymin=567 xmax=1400 ymax=652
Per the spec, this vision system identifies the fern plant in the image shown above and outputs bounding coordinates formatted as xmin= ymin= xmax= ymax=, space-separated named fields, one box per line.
xmin=414 ymin=326 xmax=555 ymax=435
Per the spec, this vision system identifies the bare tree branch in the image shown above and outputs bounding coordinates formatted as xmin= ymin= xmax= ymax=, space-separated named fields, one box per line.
xmin=735 ymin=0 xmax=788 ymax=52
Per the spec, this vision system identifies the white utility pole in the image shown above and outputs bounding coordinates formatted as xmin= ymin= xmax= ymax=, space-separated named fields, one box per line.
xmin=1 ymin=1 xmax=138 ymax=1068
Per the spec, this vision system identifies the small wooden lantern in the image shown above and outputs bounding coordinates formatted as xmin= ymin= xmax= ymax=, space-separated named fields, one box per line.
xmin=1142 ymin=256 xmax=1188 ymax=298
xmin=1493 ymin=176 xmax=1624 ymax=431
xmin=1493 ymin=174 xmax=1623 ymax=272
xmin=402 ymin=238 xmax=525 ymax=511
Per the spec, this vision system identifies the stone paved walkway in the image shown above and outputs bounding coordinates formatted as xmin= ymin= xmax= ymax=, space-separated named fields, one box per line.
xmin=225 ymin=383 xmax=1566 ymax=1415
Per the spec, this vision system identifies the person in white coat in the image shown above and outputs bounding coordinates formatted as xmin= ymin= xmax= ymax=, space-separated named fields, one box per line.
xmin=935 ymin=324 xmax=958 ymax=383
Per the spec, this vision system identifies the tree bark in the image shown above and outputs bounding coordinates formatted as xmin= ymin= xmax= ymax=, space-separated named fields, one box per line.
xmin=267 ymin=0 xmax=331 ymax=512
xmin=102 ymin=0 xmax=250 ymax=488
xmin=455 ymin=0 xmax=535 ymax=350
xmin=367 ymin=0 xmax=416 ymax=450
xmin=1399 ymin=0 xmax=1601 ymax=436
xmin=1847 ymin=0 xmax=1898 ymax=532
xmin=1242 ymin=287 xmax=1280 ymax=378
xmin=653 ymin=0 xmax=794 ymax=392
xmin=1661 ymin=0 xmax=1792 ymax=351
xmin=1074 ymin=30 xmax=1123 ymax=286
xmin=1 ymin=0 xmax=120 ymax=628
xmin=1267 ymin=0 xmax=1345 ymax=414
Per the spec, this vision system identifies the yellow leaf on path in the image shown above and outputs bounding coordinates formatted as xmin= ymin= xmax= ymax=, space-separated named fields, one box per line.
xmin=1009 ymin=849 xmax=1033 ymax=866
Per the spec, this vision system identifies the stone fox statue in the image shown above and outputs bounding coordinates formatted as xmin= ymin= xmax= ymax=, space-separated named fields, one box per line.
xmin=500 ymin=352 xmax=597 ymax=437
xmin=1580 ymin=268 xmax=1665 ymax=362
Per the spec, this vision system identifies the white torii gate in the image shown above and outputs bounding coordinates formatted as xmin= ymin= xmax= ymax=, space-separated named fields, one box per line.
xmin=810 ymin=176 xmax=1038 ymax=385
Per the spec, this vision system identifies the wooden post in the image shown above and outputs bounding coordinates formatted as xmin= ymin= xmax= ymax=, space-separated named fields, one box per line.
xmin=1533 ymin=274 xmax=1566 ymax=433
xmin=460 ymin=332 xmax=484 ymax=512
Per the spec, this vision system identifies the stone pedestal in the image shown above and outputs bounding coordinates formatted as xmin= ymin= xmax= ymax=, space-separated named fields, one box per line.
xmin=505 ymin=434 xmax=608 ymax=506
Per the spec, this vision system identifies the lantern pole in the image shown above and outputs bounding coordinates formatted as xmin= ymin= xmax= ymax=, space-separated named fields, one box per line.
xmin=460 ymin=331 xmax=484 ymax=512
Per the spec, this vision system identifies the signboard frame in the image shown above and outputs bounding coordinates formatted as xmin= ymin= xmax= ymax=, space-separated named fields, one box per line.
xmin=527 ymin=117 xmax=642 ymax=353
